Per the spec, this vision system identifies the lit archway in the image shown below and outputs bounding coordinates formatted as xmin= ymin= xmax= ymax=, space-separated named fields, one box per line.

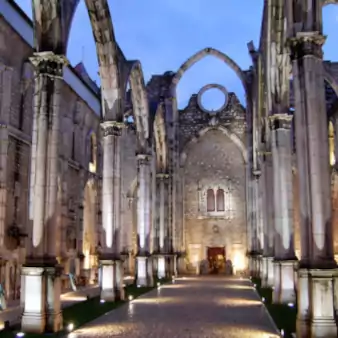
xmin=83 ymin=180 xmax=97 ymax=271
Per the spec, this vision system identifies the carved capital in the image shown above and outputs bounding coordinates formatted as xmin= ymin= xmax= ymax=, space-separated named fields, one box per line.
xmin=137 ymin=153 xmax=151 ymax=166
xmin=287 ymin=32 xmax=326 ymax=60
xmin=269 ymin=114 xmax=293 ymax=130
xmin=29 ymin=51 xmax=68 ymax=78
xmin=101 ymin=121 xmax=125 ymax=137
xmin=156 ymin=173 xmax=170 ymax=179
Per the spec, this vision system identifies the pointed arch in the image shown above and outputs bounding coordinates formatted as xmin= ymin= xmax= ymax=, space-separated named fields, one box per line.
xmin=126 ymin=60 xmax=150 ymax=150
xmin=84 ymin=0 xmax=122 ymax=120
xmin=31 ymin=0 xmax=123 ymax=120
xmin=171 ymin=47 xmax=250 ymax=107
xmin=154 ymin=103 xmax=168 ymax=172
xmin=180 ymin=126 xmax=248 ymax=166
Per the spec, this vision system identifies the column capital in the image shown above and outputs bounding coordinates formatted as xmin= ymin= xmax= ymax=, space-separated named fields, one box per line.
xmin=287 ymin=32 xmax=326 ymax=60
xmin=252 ymin=169 xmax=261 ymax=178
xmin=29 ymin=51 xmax=68 ymax=78
xmin=136 ymin=153 xmax=151 ymax=165
xmin=101 ymin=121 xmax=125 ymax=137
xmin=156 ymin=173 xmax=170 ymax=179
xmin=269 ymin=114 xmax=293 ymax=130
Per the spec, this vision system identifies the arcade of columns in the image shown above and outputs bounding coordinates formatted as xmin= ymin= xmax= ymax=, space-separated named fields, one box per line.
xmin=13 ymin=0 xmax=338 ymax=337
xmin=248 ymin=1 xmax=338 ymax=338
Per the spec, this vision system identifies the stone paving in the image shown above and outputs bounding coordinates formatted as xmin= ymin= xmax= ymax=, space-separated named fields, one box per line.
xmin=69 ymin=276 xmax=280 ymax=338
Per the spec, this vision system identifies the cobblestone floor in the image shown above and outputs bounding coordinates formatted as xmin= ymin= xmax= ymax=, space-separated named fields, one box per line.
xmin=68 ymin=276 xmax=279 ymax=338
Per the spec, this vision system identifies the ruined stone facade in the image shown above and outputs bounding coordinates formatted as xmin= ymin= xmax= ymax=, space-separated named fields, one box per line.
xmin=2 ymin=0 xmax=338 ymax=337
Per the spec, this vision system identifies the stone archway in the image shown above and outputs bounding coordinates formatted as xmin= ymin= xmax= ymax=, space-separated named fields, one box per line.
xmin=171 ymin=47 xmax=250 ymax=109
xmin=82 ymin=179 xmax=97 ymax=283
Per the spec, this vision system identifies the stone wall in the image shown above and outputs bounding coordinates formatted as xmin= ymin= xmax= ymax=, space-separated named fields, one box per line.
xmin=179 ymin=91 xmax=247 ymax=273
xmin=0 ymin=15 xmax=103 ymax=293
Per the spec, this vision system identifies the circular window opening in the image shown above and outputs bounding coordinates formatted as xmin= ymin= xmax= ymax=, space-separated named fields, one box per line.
xmin=198 ymin=86 xmax=228 ymax=114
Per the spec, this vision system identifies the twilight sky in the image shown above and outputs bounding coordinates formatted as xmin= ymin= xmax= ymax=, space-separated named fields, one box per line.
xmin=15 ymin=0 xmax=338 ymax=109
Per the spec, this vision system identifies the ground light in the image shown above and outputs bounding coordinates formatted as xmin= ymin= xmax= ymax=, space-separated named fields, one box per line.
xmin=287 ymin=302 xmax=294 ymax=307
xmin=67 ymin=323 xmax=74 ymax=332
xmin=157 ymin=282 xmax=161 ymax=287
xmin=128 ymin=295 xmax=133 ymax=301
xmin=281 ymin=329 xmax=284 ymax=336
xmin=16 ymin=333 xmax=24 ymax=338
xmin=100 ymin=299 xmax=105 ymax=303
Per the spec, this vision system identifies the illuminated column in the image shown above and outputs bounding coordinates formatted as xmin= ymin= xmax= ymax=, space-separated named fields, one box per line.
xmin=290 ymin=32 xmax=338 ymax=337
xmin=264 ymin=154 xmax=275 ymax=287
xmin=21 ymin=52 xmax=66 ymax=333
xmin=270 ymin=114 xmax=297 ymax=304
xmin=136 ymin=154 xmax=154 ymax=286
xmin=100 ymin=121 xmax=125 ymax=301
xmin=0 ymin=65 xmax=12 ymax=248
xmin=156 ymin=173 xmax=169 ymax=279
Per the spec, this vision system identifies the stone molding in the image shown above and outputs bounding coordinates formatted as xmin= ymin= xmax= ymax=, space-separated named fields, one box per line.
xmin=156 ymin=173 xmax=170 ymax=179
xmin=137 ymin=153 xmax=151 ymax=165
xmin=101 ymin=121 xmax=125 ymax=137
xmin=288 ymin=32 xmax=326 ymax=60
xmin=269 ymin=113 xmax=293 ymax=130
xmin=29 ymin=51 xmax=68 ymax=78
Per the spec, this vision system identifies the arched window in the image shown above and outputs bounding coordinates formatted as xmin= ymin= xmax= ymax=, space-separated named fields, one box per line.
xmin=206 ymin=189 xmax=215 ymax=212
xmin=89 ymin=133 xmax=97 ymax=173
xmin=329 ymin=121 xmax=335 ymax=166
xmin=216 ymin=189 xmax=225 ymax=211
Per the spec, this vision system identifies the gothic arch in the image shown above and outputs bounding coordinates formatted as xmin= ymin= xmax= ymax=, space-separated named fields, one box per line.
xmin=171 ymin=47 xmax=250 ymax=108
xmin=180 ymin=126 xmax=248 ymax=166
xmin=153 ymin=103 xmax=168 ymax=172
xmin=31 ymin=0 xmax=122 ymax=120
xmin=126 ymin=61 xmax=150 ymax=150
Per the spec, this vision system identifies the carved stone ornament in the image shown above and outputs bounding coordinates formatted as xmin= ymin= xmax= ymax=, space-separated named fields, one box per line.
xmin=269 ymin=114 xmax=293 ymax=130
xmin=287 ymin=32 xmax=326 ymax=60
xmin=29 ymin=51 xmax=68 ymax=78
xmin=101 ymin=121 xmax=125 ymax=137
xmin=212 ymin=225 xmax=219 ymax=234
xmin=137 ymin=153 xmax=151 ymax=166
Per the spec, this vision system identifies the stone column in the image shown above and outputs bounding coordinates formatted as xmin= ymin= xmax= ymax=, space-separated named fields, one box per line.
xmin=270 ymin=114 xmax=297 ymax=304
xmin=289 ymin=32 xmax=338 ymax=337
xmin=100 ymin=121 xmax=125 ymax=301
xmin=136 ymin=153 xmax=154 ymax=286
xmin=156 ymin=173 xmax=169 ymax=279
xmin=21 ymin=52 xmax=66 ymax=333
xmin=264 ymin=154 xmax=275 ymax=287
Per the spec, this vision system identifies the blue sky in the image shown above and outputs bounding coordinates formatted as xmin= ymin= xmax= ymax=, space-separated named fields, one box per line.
xmin=15 ymin=1 xmax=338 ymax=109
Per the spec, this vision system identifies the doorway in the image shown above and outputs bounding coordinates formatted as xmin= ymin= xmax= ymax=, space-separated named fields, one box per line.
xmin=207 ymin=247 xmax=225 ymax=274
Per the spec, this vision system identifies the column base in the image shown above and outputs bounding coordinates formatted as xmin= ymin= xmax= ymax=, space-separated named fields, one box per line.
xmin=157 ymin=256 xmax=166 ymax=279
xmin=21 ymin=265 xmax=62 ymax=333
xmin=100 ymin=259 xmax=125 ymax=302
xmin=272 ymin=260 xmax=281 ymax=303
xmin=279 ymin=260 xmax=297 ymax=304
xmin=267 ymin=256 xmax=274 ymax=287
xmin=136 ymin=256 xmax=154 ymax=287
xmin=177 ymin=255 xmax=186 ymax=274
xmin=297 ymin=268 xmax=338 ymax=338
xmin=261 ymin=256 xmax=269 ymax=287
xmin=247 ymin=252 xmax=262 ymax=278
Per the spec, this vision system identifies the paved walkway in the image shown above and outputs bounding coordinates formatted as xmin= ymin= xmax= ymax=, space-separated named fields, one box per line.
xmin=69 ymin=276 xmax=280 ymax=338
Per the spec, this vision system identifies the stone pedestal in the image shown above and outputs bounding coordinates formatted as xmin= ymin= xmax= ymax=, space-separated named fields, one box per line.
xmin=279 ymin=260 xmax=296 ymax=303
xmin=21 ymin=266 xmax=62 ymax=333
xmin=261 ymin=256 xmax=269 ymax=287
xmin=157 ymin=256 xmax=166 ymax=279
xmin=297 ymin=268 xmax=338 ymax=338
xmin=100 ymin=260 xmax=125 ymax=301
xmin=272 ymin=260 xmax=281 ymax=303
xmin=136 ymin=256 xmax=154 ymax=287
xmin=177 ymin=256 xmax=186 ymax=275
xmin=266 ymin=256 xmax=274 ymax=287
